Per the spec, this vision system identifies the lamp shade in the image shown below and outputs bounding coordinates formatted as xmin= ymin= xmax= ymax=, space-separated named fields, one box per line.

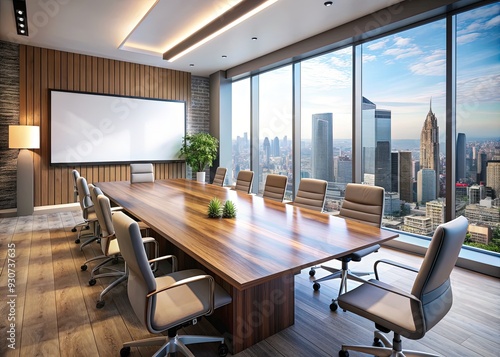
xmin=9 ymin=125 xmax=40 ymax=149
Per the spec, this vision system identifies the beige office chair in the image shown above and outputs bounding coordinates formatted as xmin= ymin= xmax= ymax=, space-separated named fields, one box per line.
xmin=112 ymin=211 xmax=232 ymax=357
xmin=81 ymin=187 xmax=158 ymax=309
xmin=74 ymin=176 xmax=99 ymax=249
xmin=130 ymin=163 xmax=155 ymax=183
xmin=212 ymin=167 xmax=227 ymax=186
xmin=337 ymin=216 xmax=468 ymax=357
xmin=311 ymin=183 xmax=385 ymax=311
xmin=263 ymin=174 xmax=288 ymax=202
xmin=292 ymin=178 xmax=327 ymax=211
xmin=234 ymin=170 xmax=254 ymax=193
xmin=71 ymin=169 xmax=87 ymax=233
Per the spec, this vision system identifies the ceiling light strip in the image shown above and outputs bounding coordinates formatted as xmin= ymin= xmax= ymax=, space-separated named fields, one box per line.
xmin=118 ymin=0 xmax=160 ymax=51
xmin=13 ymin=0 xmax=29 ymax=36
xmin=163 ymin=0 xmax=278 ymax=62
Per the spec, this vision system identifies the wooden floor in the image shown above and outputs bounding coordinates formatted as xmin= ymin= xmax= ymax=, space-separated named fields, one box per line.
xmin=0 ymin=211 xmax=499 ymax=357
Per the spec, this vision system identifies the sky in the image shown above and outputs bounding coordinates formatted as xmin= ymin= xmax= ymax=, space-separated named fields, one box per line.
xmin=233 ymin=3 xmax=500 ymax=142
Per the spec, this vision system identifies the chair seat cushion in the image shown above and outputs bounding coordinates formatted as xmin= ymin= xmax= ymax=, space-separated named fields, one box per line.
xmin=151 ymin=269 xmax=231 ymax=331
xmin=338 ymin=279 xmax=423 ymax=339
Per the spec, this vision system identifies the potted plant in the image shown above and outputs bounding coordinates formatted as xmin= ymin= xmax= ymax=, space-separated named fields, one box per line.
xmin=179 ymin=132 xmax=219 ymax=182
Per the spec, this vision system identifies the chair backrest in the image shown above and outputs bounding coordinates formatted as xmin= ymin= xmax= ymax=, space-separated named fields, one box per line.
xmin=130 ymin=163 xmax=154 ymax=183
xmin=90 ymin=185 xmax=116 ymax=255
xmin=339 ymin=183 xmax=385 ymax=227
xmin=293 ymin=178 xmax=327 ymax=211
xmin=76 ymin=176 xmax=94 ymax=218
xmin=212 ymin=167 xmax=227 ymax=186
xmin=234 ymin=170 xmax=254 ymax=193
xmin=263 ymin=174 xmax=287 ymax=202
xmin=410 ymin=216 xmax=468 ymax=336
xmin=113 ymin=211 xmax=157 ymax=328
xmin=72 ymin=169 xmax=80 ymax=202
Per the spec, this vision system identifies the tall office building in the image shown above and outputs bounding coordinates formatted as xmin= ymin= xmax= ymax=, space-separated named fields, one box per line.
xmin=334 ymin=156 xmax=352 ymax=183
xmin=392 ymin=151 xmax=413 ymax=202
xmin=477 ymin=152 xmax=487 ymax=183
xmin=263 ymin=137 xmax=271 ymax=165
xmin=362 ymin=97 xmax=392 ymax=191
xmin=312 ymin=113 xmax=334 ymax=182
xmin=272 ymin=136 xmax=280 ymax=157
xmin=456 ymin=133 xmax=466 ymax=181
xmin=420 ymin=100 xmax=439 ymax=199
xmin=486 ymin=160 xmax=500 ymax=198
xmin=417 ymin=168 xmax=436 ymax=204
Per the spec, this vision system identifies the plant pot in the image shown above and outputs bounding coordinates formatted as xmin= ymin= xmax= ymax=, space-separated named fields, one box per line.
xmin=196 ymin=172 xmax=206 ymax=182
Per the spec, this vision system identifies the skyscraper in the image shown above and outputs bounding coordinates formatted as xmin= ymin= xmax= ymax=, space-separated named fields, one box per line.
xmin=263 ymin=137 xmax=271 ymax=165
xmin=417 ymin=168 xmax=437 ymax=204
xmin=419 ymin=100 xmax=439 ymax=198
xmin=362 ymin=97 xmax=392 ymax=191
xmin=486 ymin=160 xmax=500 ymax=198
xmin=312 ymin=113 xmax=334 ymax=182
xmin=456 ymin=133 xmax=466 ymax=181
xmin=393 ymin=151 xmax=413 ymax=202
xmin=272 ymin=136 xmax=280 ymax=157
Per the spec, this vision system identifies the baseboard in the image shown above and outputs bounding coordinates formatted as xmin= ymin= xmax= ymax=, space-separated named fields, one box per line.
xmin=0 ymin=202 xmax=80 ymax=218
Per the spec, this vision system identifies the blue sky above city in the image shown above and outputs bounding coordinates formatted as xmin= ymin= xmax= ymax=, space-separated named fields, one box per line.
xmin=233 ymin=3 xmax=500 ymax=142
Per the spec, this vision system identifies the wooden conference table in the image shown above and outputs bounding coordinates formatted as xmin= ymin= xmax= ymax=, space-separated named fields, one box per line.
xmin=97 ymin=179 xmax=398 ymax=353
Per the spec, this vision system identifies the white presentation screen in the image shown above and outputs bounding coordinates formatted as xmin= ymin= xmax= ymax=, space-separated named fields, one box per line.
xmin=50 ymin=90 xmax=185 ymax=165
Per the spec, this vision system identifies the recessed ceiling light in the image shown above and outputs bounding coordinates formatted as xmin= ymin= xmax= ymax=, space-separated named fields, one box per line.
xmin=189 ymin=64 xmax=194 ymax=67
xmin=18 ymin=17 xmax=24 ymax=22
xmin=222 ymin=55 xmax=227 ymax=58
xmin=252 ymin=37 xmax=258 ymax=41
xmin=13 ymin=1 xmax=29 ymax=36
xmin=17 ymin=10 xmax=23 ymax=15
xmin=324 ymin=1 xmax=333 ymax=6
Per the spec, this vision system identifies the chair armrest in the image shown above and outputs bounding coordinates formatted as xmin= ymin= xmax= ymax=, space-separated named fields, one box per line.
xmin=148 ymin=255 xmax=177 ymax=272
xmin=374 ymin=259 xmax=419 ymax=280
xmin=148 ymin=274 xmax=216 ymax=314
xmin=343 ymin=274 xmax=420 ymax=303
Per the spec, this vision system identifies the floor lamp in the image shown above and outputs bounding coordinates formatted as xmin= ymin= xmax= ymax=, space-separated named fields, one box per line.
xmin=9 ymin=125 xmax=40 ymax=216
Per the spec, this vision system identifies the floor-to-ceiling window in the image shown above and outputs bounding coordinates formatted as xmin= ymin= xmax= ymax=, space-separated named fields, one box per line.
xmin=361 ymin=20 xmax=447 ymax=235
xmin=456 ymin=2 xmax=500 ymax=252
xmin=301 ymin=48 xmax=353 ymax=211
xmin=258 ymin=66 xmax=293 ymax=198
xmin=231 ymin=78 xmax=251 ymax=185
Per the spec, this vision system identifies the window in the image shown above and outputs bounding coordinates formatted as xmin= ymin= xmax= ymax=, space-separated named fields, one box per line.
xmin=258 ymin=66 xmax=293 ymax=198
xmin=456 ymin=3 xmax=500 ymax=252
xmin=231 ymin=78 xmax=251 ymax=185
xmin=301 ymin=48 xmax=353 ymax=211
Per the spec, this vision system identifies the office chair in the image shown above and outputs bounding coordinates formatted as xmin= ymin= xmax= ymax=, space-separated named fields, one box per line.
xmin=292 ymin=178 xmax=327 ymax=211
xmin=263 ymin=174 xmax=288 ymax=202
xmin=74 ymin=176 xmax=99 ymax=249
xmin=233 ymin=170 xmax=254 ymax=193
xmin=82 ymin=188 xmax=158 ymax=309
xmin=337 ymin=216 xmax=468 ymax=357
xmin=130 ymin=163 xmax=155 ymax=183
xmin=112 ymin=211 xmax=232 ymax=357
xmin=311 ymin=183 xmax=385 ymax=311
xmin=212 ymin=167 xmax=227 ymax=186
xmin=71 ymin=169 xmax=88 ymax=233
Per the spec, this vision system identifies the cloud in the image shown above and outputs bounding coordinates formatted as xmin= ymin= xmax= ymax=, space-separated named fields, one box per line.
xmin=384 ymin=45 xmax=422 ymax=59
xmin=457 ymin=32 xmax=481 ymax=45
xmin=393 ymin=36 xmax=411 ymax=46
xmin=367 ymin=39 xmax=388 ymax=51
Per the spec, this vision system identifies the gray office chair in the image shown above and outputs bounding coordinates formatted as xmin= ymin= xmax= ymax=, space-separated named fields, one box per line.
xmin=234 ymin=170 xmax=254 ymax=193
xmin=130 ymin=163 xmax=155 ymax=183
xmin=311 ymin=183 xmax=385 ymax=312
xmin=337 ymin=216 xmax=468 ymax=357
xmin=81 ymin=188 xmax=158 ymax=309
xmin=74 ymin=176 xmax=99 ymax=249
xmin=292 ymin=178 xmax=327 ymax=211
xmin=112 ymin=211 xmax=232 ymax=357
xmin=212 ymin=167 xmax=227 ymax=186
xmin=263 ymin=174 xmax=288 ymax=202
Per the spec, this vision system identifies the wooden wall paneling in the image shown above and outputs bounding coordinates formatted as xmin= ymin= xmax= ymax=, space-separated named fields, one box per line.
xmin=46 ymin=49 xmax=55 ymax=205
xmin=97 ymin=57 xmax=104 ymax=93
xmin=54 ymin=50 xmax=63 ymax=204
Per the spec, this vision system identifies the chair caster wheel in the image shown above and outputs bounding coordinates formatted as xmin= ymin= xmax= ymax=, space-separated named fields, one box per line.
xmin=81 ymin=264 xmax=87 ymax=271
xmin=75 ymin=238 xmax=80 ymax=244
xmin=313 ymin=282 xmax=320 ymax=291
xmin=71 ymin=227 xmax=77 ymax=232
xmin=96 ymin=300 xmax=105 ymax=309
xmin=112 ymin=257 xmax=119 ymax=264
xmin=309 ymin=268 xmax=316 ymax=277
xmin=218 ymin=343 xmax=229 ymax=357
xmin=373 ymin=338 xmax=384 ymax=347
xmin=330 ymin=301 xmax=338 ymax=311
xmin=89 ymin=279 xmax=96 ymax=286
xmin=339 ymin=350 xmax=349 ymax=357
xmin=120 ymin=346 xmax=131 ymax=357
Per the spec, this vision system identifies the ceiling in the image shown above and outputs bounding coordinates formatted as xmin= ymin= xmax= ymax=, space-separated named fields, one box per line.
xmin=0 ymin=0 xmax=403 ymax=77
